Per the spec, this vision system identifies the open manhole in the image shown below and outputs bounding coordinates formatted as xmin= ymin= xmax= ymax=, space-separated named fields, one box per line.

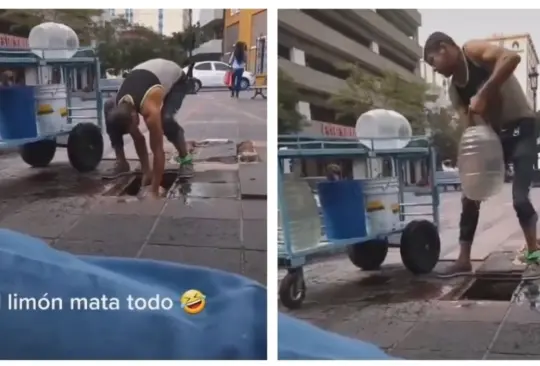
xmin=456 ymin=278 xmax=521 ymax=302
xmin=103 ymin=172 xmax=178 ymax=197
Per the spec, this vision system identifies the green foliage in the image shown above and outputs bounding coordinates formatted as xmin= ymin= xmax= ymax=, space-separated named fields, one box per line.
xmin=427 ymin=107 xmax=463 ymax=164
xmin=330 ymin=64 xmax=436 ymax=133
xmin=0 ymin=9 xmax=214 ymax=72
xmin=278 ymin=68 xmax=305 ymax=135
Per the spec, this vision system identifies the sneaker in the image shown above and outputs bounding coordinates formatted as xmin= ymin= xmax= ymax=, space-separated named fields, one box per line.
xmin=523 ymin=251 xmax=540 ymax=280
xmin=102 ymin=161 xmax=130 ymax=179
xmin=436 ymin=262 xmax=473 ymax=278
xmin=175 ymin=155 xmax=194 ymax=178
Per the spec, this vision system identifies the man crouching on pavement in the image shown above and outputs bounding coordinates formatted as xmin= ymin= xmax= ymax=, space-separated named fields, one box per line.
xmin=104 ymin=59 xmax=196 ymax=198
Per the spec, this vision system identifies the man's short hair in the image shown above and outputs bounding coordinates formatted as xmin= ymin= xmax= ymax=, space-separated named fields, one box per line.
xmin=107 ymin=101 xmax=133 ymax=127
xmin=423 ymin=31 xmax=457 ymax=60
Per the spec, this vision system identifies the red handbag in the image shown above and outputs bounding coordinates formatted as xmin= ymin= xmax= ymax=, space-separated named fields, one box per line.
xmin=224 ymin=71 xmax=232 ymax=87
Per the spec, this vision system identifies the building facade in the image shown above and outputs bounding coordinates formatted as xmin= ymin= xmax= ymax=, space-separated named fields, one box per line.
xmin=483 ymin=33 xmax=539 ymax=110
xmin=106 ymin=9 xmax=186 ymax=36
xmin=278 ymin=9 xmax=423 ymax=134
xmin=278 ymin=9 xmax=423 ymax=179
xmin=223 ymin=9 xmax=267 ymax=77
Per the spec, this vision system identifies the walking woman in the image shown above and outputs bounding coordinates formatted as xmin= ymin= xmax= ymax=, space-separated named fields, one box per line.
xmin=229 ymin=41 xmax=247 ymax=98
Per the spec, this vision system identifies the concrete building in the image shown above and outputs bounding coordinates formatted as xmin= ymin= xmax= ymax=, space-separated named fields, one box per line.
xmin=278 ymin=9 xmax=424 ymax=181
xmin=278 ymin=9 xmax=423 ymax=135
xmin=483 ymin=33 xmax=539 ymax=110
xmin=192 ymin=9 xmax=225 ymax=58
xmin=106 ymin=9 xmax=186 ymax=36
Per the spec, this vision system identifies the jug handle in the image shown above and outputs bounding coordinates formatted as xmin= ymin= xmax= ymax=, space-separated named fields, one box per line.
xmin=467 ymin=109 xmax=488 ymax=127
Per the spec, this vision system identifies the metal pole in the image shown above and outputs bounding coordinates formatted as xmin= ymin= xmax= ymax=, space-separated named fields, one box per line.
xmin=188 ymin=9 xmax=193 ymax=58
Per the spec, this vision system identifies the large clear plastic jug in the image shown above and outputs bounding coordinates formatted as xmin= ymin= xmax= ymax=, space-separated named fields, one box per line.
xmin=355 ymin=109 xmax=412 ymax=150
xmin=458 ymin=118 xmax=505 ymax=201
xmin=28 ymin=22 xmax=79 ymax=59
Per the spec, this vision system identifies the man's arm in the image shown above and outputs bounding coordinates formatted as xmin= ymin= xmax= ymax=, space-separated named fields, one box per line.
xmin=127 ymin=122 xmax=150 ymax=173
xmin=141 ymin=89 xmax=166 ymax=195
xmin=464 ymin=40 xmax=521 ymax=98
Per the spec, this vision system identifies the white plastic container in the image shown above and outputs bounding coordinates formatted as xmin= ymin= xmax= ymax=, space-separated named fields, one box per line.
xmin=355 ymin=109 xmax=412 ymax=150
xmin=363 ymin=177 xmax=400 ymax=235
xmin=29 ymin=22 xmax=79 ymax=59
xmin=35 ymin=84 xmax=68 ymax=137
xmin=278 ymin=177 xmax=322 ymax=253
xmin=458 ymin=124 xmax=505 ymax=201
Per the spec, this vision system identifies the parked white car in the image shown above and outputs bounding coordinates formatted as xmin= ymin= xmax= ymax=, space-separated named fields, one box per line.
xmin=184 ymin=61 xmax=256 ymax=92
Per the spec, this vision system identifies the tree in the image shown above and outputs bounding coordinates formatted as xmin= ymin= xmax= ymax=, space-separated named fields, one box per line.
xmin=278 ymin=68 xmax=305 ymax=135
xmin=330 ymin=64 xmax=434 ymax=133
xmin=426 ymin=107 xmax=463 ymax=165
xmin=0 ymin=9 xmax=103 ymax=45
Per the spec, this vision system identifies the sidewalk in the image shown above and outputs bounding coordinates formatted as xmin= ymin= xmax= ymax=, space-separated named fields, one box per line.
xmin=0 ymin=91 xmax=267 ymax=285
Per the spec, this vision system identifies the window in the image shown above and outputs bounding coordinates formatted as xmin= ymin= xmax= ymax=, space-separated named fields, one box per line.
xmin=195 ymin=63 xmax=212 ymax=71
xmin=214 ymin=63 xmax=231 ymax=71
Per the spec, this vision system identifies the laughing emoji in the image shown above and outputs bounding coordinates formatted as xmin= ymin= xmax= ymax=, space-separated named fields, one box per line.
xmin=180 ymin=289 xmax=206 ymax=315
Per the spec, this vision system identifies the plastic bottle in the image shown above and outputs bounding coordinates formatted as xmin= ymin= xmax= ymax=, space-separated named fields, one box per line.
xmin=355 ymin=109 xmax=412 ymax=150
xmin=458 ymin=117 xmax=505 ymax=201
xmin=28 ymin=22 xmax=79 ymax=59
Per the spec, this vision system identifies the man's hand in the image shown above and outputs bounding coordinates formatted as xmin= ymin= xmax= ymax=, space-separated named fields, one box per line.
xmin=469 ymin=93 xmax=488 ymax=116
xmin=141 ymin=169 xmax=153 ymax=186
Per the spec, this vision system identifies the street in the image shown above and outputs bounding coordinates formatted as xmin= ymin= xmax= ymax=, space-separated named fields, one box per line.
xmin=0 ymin=90 xmax=267 ymax=285
xmin=279 ymin=185 xmax=540 ymax=359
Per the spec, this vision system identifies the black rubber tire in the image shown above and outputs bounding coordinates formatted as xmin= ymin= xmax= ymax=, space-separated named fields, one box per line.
xmin=347 ymin=239 xmax=388 ymax=270
xmin=279 ymin=271 xmax=306 ymax=310
xmin=67 ymin=123 xmax=104 ymax=172
xmin=400 ymin=220 xmax=441 ymax=274
xmin=193 ymin=79 xmax=202 ymax=92
xmin=20 ymin=139 xmax=56 ymax=168
xmin=240 ymin=77 xmax=250 ymax=90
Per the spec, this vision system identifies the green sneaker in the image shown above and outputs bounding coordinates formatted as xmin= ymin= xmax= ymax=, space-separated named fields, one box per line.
xmin=175 ymin=155 xmax=194 ymax=178
xmin=526 ymin=250 xmax=540 ymax=264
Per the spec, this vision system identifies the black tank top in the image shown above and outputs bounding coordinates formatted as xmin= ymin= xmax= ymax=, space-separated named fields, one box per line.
xmin=116 ymin=69 xmax=161 ymax=113
xmin=454 ymin=51 xmax=490 ymax=107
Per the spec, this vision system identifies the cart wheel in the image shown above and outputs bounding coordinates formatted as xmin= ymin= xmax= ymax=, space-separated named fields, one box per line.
xmin=67 ymin=123 xmax=104 ymax=172
xmin=279 ymin=270 xmax=306 ymax=310
xmin=400 ymin=220 xmax=441 ymax=274
xmin=20 ymin=139 xmax=56 ymax=168
xmin=347 ymin=239 xmax=388 ymax=270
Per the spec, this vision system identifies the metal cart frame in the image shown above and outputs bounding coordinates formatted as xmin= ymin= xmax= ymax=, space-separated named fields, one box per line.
xmin=0 ymin=47 xmax=104 ymax=172
xmin=278 ymin=135 xmax=442 ymax=309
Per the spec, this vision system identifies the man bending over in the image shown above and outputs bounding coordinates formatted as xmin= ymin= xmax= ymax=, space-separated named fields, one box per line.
xmin=104 ymin=59 xmax=195 ymax=198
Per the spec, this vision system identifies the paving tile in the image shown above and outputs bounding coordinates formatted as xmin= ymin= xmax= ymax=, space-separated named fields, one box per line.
xmin=486 ymin=353 xmax=540 ymax=360
xmin=150 ymin=217 xmax=241 ymax=249
xmin=239 ymin=164 xmax=266 ymax=197
xmin=241 ymin=200 xmax=267 ymax=220
xmin=491 ymin=323 xmax=540 ymax=355
xmin=396 ymin=321 xmax=499 ymax=352
xmin=424 ymin=301 xmax=509 ymax=323
xmin=390 ymin=348 xmax=485 ymax=360
xmin=62 ymin=214 xmax=156 ymax=242
xmin=140 ymin=244 xmax=242 ymax=275
xmin=88 ymin=198 xmax=166 ymax=216
xmin=0 ymin=210 xmax=81 ymax=239
xmin=242 ymin=219 xmax=267 ymax=250
xmin=52 ymin=239 xmax=143 ymax=258
xmin=505 ymin=303 xmax=540 ymax=324
xmin=162 ymin=199 xmax=241 ymax=220
xmin=244 ymin=250 xmax=266 ymax=285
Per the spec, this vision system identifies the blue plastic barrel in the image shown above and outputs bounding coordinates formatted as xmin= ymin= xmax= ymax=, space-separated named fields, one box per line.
xmin=0 ymin=86 xmax=38 ymax=140
xmin=317 ymin=180 xmax=367 ymax=240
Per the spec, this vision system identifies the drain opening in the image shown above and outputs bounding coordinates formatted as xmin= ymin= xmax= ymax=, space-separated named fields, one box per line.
xmin=459 ymin=278 xmax=520 ymax=301
xmin=123 ymin=172 xmax=178 ymax=196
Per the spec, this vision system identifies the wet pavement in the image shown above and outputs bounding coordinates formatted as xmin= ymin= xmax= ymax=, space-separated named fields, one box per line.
xmin=279 ymin=184 xmax=540 ymax=359
xmin=0 ymin=91 xmax=267 ymax=285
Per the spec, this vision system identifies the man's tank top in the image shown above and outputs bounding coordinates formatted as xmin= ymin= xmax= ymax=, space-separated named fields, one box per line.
xmin=449 ymin=50 xmax=534 ymax=126
xmin=116 ymin=59 xmax=184 ymax=113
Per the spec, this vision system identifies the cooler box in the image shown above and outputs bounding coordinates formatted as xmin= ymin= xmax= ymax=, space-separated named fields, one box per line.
xmin=317 ymin=180 xmax=367 ymax=240
xmin=0 ymin=86 xmax=38 ymax=140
